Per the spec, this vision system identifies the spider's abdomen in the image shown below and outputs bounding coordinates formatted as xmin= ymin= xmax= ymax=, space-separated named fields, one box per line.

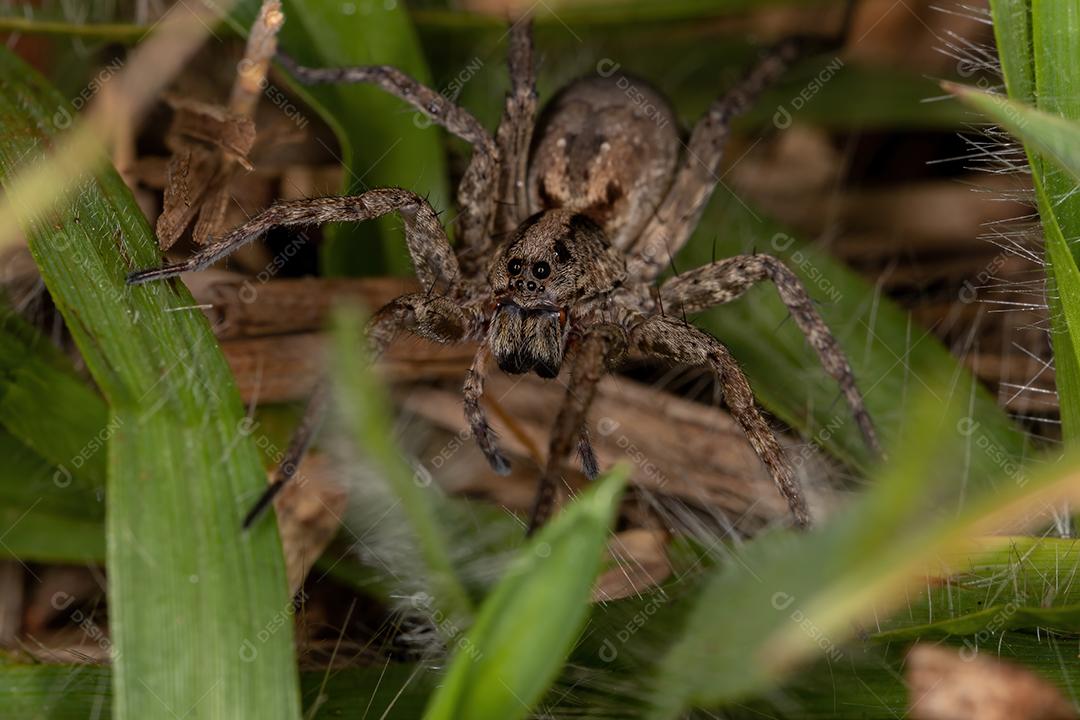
xmin=528 ymin=73 xmax=680 ymax=252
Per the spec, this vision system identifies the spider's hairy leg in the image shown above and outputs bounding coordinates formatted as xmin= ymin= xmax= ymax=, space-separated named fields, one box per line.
xmin=627 ymin=1 xmax=856 ymax=281
xmin=127 ymin=189 xmax=459 ymax=291
xmin=659 ymin=254 xmax=880 ymax=455
xmin=275 ymin=55 xmax=499 ymax=266
xmin=527 ymin=324 xmax=626 ymax=535
xmin=628 ymin=315 xmax=811 ymax=529
xmin=492 ymin=17 xmax=538 ymax=237
xmin=243 ymin=293 xmax=483 ymax=528
xmin=463 ymin=345 xmax=511 ymax=476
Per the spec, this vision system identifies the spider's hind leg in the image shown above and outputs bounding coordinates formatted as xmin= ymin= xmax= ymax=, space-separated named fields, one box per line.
xmin=628 ymin=1 xmax=857 ymax=281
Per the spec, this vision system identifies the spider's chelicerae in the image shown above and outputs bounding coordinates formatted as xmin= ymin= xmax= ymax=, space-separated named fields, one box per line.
xmin=129 ymin=6 xmax=879 ymax=533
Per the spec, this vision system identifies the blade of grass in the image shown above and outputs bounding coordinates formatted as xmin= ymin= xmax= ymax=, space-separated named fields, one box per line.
xmin=738 ymin=632 xmax=1080 ymax=719
xmin=330 ymin=306 xmax=472 ymax=627
xmin=871 ymin=536 xmax=1080 ymax=640
xmin=641 ymin=377 xmax=1080 ymax=717
xmin=0 ymin=429 xmax=104 ymax=563
xmin=946 ymin=83 xmax=1080 ymax=182
xmin=0 ymin=302 xmax=108 ymax=486
xmin=988 ymin=0 xmax=1080 ymax=446
xmin=643 ymin=386 xmax=970 ymax=717
xmin=0 ymin=661 xmax=437 ymax=720
xmin=0 ymin=47 xmax=300 ymax=718
xmin=423 ymin=466 xmax=628 ymax=720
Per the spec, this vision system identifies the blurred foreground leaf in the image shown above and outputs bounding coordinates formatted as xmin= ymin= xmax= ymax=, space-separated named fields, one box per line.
xmin=423 ymin=466 xmax=628 ymax=720
xmin=640 ymin=381 xmax=1080 ymax=717
xmin=0 ymin=661 xmax=436 ymax=720
xmin=0 ymin=48 xmax=300 ymax=718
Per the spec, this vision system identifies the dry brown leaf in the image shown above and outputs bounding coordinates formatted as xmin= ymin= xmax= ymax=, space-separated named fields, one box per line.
xmin=907 ymin=644 xmax=1077 ymax=720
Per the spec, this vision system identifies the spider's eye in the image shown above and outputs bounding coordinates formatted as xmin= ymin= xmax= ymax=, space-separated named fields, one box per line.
xmin=554 ymin=239 xmax=571 ymax=264
xmin=532 ymin=261 xmax=551 ymax=280
xmin=508 ymin=258 xmax=524 ymax=276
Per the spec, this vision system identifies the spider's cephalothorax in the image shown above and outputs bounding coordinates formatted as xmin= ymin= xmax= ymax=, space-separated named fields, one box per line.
xmin=487 ymin=210 xmax=624 ymax=378
xmin=129 ymin=4 xmax=874 ymax=534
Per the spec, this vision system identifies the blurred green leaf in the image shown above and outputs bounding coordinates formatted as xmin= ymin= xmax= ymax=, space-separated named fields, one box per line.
xmin=639 ymin=380 xmax=1080 ymax=717
xmin=644 ymin=388 xmax=971 ymax=717
xmin=947 ymin=83 xmax=1080 ymax=183
xmin=0 ymin=661 xmax=437 ymax=719
xmin=737 ymin=631 xmax=1080 ymax=719
xmin=872 ymin=536 xmax=1080 ymax=640
xmin=0 ymin=303 xmax=107 ymax=486
xmin=331 ymin=306 xmax=473 ymax=627
xmin=0 ymin=48 xmax=300 ymax=718
xmin=0 ymin=430 xmax=103 ymax=563
xmin=423 ymin=466 xmax=628 ymax=720
xmin=233 ymin=0 xmax=451 ymax=277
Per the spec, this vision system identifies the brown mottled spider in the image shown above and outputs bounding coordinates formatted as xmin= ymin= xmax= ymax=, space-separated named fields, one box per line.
xmin=129 ymin=4 xmax=877 ymax=534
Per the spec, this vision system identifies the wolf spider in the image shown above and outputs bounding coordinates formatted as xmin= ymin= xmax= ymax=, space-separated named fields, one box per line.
xmin=129 ymin=4 xmax=877 ymax=534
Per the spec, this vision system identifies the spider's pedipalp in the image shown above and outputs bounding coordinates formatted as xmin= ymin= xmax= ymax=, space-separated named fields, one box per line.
xmin=659 ymin=253 xmax=880 ymax=455
xmin=464 ymin=345 xmax=512 ymax=476
xmin=628 ymin=315 xmax=811 ymax=529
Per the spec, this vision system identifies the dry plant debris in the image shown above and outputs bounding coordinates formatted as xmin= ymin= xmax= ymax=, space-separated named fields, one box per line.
xmin=907 ymin=644 xmax=1077 ymax=720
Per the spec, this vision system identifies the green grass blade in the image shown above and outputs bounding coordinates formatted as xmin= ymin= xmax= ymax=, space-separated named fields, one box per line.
xmin=986 ymin=0 xmax=1080 ymax=445
xmin=640 ymin=367 xmax=1080 ymax=719
xmin=232 ymin=0 xmax=450 ymax=277
xmin=0 ymin=429 xmax=104 ymax=563
xmin=0 ymin=303 xmax=108 ymax=484
xmin=0 ymin=48 xmax=300 ymax=718
xmin=0 ymin=302 xmax=108 ymax=561
xmin=643 ymin=386 xmax=971 ymax=717
xmin=947 ymin=84 xmax=1080 ymax=186
xmin=739 ymin=632 xmax=1080 ymax=718
xmin=423 ymin=466 xmax=628 ymax=720
xmin=330 ymin=307 xmax=473 ymax=626
xmin=0 ymin=662 xmax=436 ymax=719
xmin=871 ymin=536 xmax=1080 ymax=640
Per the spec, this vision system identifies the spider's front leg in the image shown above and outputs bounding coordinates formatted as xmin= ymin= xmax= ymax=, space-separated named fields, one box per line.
xmin=660 ymin=254 xmax=880 ymax=455
xmin=275 ymin=30 xmax=526 ymax=271
xmin=629 ymin=315 xmax=811 ymax=529
xmin=493 ymin=18 xmax=538 ymax=237
xmin=527 ymin=323 xmax=626 ymax=535
xmin=463 ymin=340 xmax=604 ymax=492
xmin=126 ymin=188 xmax=474 ymax=526
xmin=127 ymin=188 xmax=458 ymax=290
